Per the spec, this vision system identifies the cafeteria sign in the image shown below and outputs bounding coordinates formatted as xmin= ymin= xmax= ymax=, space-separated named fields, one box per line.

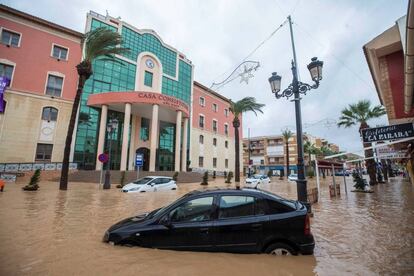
xmin=362 ymin=123 xmax=414 ymax=143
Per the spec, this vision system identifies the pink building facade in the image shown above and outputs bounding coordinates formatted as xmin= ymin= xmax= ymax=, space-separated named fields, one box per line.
xmin=0 ymin=4 xmax=83 ymax=166
xmin=190 ymin=82 xmax=242 ymax=174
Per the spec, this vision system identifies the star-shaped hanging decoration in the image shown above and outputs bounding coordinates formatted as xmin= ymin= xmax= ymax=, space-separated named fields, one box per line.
xmin=239 ymin=65 xmax=254 ymax=84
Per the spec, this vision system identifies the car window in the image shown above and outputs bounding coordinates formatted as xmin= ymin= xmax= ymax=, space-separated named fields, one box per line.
xmin=170 ymin=197 xmax=214 ymax=223
xmin=255 ymin=198 xmax=267 ymax=216
xmin=154 ymin=178 xmax=169 ymax=185
xmin=219 ymin=196 xmax=255 ymax=219
xmin=266 ymin=199 xmax=294 ymax=214
xmin=133 ymin=177 xmax=153 ymax=184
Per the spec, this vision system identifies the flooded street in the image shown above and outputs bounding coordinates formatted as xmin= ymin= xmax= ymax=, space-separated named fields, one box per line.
xmin=0 ymin=176 xmax=413 ymax=275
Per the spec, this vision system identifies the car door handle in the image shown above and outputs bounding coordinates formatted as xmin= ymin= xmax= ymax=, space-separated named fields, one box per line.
xmin=251 ymin=223 xmax=262 ymax=230
xmin=199 ymin=227 xmax=209 ymax=233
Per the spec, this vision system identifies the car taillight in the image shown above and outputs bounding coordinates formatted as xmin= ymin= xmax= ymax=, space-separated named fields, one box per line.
xmin=304 ymin=214 xmax=311 ymax=236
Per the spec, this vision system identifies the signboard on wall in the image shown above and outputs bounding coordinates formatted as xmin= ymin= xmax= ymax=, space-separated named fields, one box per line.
xmin=361 ymin=123 xmax=414 ymax=143
xmin=376 ymin=146 xmax=406 ymax=159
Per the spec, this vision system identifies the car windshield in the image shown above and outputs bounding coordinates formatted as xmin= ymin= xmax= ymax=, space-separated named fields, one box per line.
xmin=251 ymin=175 xmax=262 ymax=179
xmin=133 ymin=177 xmax=153 ymax=184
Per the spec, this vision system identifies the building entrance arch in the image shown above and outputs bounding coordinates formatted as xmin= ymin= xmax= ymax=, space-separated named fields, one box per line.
xmin=136 ymin=147 xmax=150 ymax=171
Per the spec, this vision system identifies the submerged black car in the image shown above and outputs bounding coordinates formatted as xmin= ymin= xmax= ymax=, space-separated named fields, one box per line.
xmin=103 ymin=188 xmax=314 ymax=255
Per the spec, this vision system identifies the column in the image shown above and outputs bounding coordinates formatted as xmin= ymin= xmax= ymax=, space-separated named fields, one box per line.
xmin=120 ymin=103 xmax=131 ymax=171
xmin=128 ymin=115 xmax=136 ymax=171
xmin=95 ymin=104 xmax=108 ymax=170
xmin=149 ymin=104 xmax=159 ymax=171
xmin=181 ymin=117 xmax=188 ymax=172
xmin=174 ymin=111 xmax=182 ymax=171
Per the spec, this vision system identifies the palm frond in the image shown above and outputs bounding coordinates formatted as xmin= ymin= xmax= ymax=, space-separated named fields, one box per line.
xmin=83 ymin=27 xmax=130 ymax=62
xmin=338 ymin=99 xmax=384 ymax=128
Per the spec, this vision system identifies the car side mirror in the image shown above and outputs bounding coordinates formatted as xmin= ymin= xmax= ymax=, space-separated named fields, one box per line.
xmin=160 ymin=215 xmax=172 ymax=228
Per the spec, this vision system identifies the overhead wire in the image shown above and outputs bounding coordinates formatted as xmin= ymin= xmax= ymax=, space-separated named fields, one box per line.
xmin=293 ymin=21 xmax=376 ymax=92
xmin=210 ymin=19 xmax=288 ymax=90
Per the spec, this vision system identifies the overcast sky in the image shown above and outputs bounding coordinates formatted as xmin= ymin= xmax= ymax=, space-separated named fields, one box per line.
xmin=4 ymin=0 xmax=409 ymax=155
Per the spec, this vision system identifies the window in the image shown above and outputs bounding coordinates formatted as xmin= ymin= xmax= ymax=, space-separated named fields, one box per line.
xmin=268 ymin=200 xmax=292 ymax=213
xmin=199 ymin=115 xmax=204 ymax=128
xmin=224 ymin=109 xmax=229 ymax=117
xmin=1 ymin=29 xmax=20 ymax=47
xmin=0 ymin=63 xmax=13 ymax=85
xmin=52 ymin=45 xmax=68 ymax=60
xmin=46 ymin=75 xmax=63 ymax=97
xmin=35 ymin=143 xmax=53 ymax=161
xmin=213 ymin=158 xmax=217 ymax=168
xmin=212 ymin=120 xmax=218 ymax=132
xmin=199 ymin=135 xmax=204 ymax=144
xmin=212 ymin=103 xmax=218 ymax=112
xmin=224 ymin=124 xmax=229 ymax=136
xmin=199 ymin=156 xmax=204 ymax=167
xmin=225 ymin=159 xmax=228 ymax=169
xmin=260 ymin=160 xmax=264 ymax=165
xmin=219 ymin=196 xmax=255 ymax=219
xmin=153 ymin=178 xmax=171 ymax=185
xmin=144 ymin=71 xmax=153 ymax=87
xmin=140 ymin=117 xmax=150 ymax=141
xmin=199 ymin=96 xmax=205 ymax=106
xmin=213 ymin=138 xmax=217 ymax=146
xmin=41 ymin=107 xmax=58 ymax=121
xmin=225 ymin=141 xmax=228 ymax=148
xmin=170 ymin=197 xmax=214 ymax=223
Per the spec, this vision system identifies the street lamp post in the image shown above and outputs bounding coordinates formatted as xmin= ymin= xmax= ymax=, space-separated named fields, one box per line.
xmin=103 ymin=118 xmax=118 ymax=189
xmin=268 ymin=15 xmax=323 ymax=202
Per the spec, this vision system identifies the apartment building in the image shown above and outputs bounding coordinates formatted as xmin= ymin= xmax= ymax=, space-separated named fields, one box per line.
xmin=243 ymin=133 xmax=340 ymax=176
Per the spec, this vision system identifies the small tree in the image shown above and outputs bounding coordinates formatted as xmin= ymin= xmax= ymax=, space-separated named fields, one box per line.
xmin=116 ymin=171 xmax=126 ymax=188
xmin=23 ymin=169 xmax=40 ymax=191
xmin=352 ymin=172 xmax=366 ymax=191
xmin=201 ymin=171 xmax=208 ymax=185
xmin=173 ymin=171 xmax=179 ymax=182
xmin=267 ymin=170 xmax=273 ymax=178
xmin=225 ymin=171 xmax=233 ymax=184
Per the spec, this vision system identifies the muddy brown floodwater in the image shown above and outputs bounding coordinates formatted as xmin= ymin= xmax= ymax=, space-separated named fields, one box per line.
xmin=0 ymin=176 xmax=413 ymax=275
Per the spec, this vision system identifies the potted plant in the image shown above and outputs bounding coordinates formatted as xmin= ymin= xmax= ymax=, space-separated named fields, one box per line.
xmin=23 ymin=169 xmax=41 ymax=191
xmin=200 ymin=171 xmax=208 ymax=185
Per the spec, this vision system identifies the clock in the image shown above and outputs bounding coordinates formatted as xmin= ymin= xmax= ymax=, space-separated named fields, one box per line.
xmin=145 ymin=58 xmax=154 ymax=69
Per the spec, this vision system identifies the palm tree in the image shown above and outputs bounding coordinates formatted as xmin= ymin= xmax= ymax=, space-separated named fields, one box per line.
xmin=59 ymin=27 xmax=129 ymax=190
xmin=282 ymin=129 xmax=293 ymax=178
xmin=304 ymin=141 xmax=320 ymax=176
xmin=229 ymin=97 xmax=265 ymax=186
xmin=337 ymin=99 xmax=386 ymax=185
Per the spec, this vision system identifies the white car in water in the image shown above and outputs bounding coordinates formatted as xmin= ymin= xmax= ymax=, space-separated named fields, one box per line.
xmin=122 ymin=176 xmax=177 ymax=193
xmin=288 ymin=174 xmax=298 ymax=182
xmin=245 ymin=174 xmax=271 ymax=188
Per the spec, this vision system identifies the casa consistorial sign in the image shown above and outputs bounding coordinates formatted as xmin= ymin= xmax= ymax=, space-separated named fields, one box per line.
xmin=361 ymin=123 xmax=414 ymax=143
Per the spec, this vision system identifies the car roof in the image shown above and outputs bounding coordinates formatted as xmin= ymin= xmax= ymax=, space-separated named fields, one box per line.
xmin=144 ymin=176 xmax=172 ymax=179
xmin=184 ymin=188 xmax=278 ymax=198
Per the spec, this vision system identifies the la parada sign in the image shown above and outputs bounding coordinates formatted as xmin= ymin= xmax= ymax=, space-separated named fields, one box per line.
xmin=361 ymin=123 xmax=414 ymax=143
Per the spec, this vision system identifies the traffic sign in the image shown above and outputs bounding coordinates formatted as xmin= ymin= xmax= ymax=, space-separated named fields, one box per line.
xmin=98 ymin=153 xmax=109 ymax=163
xmin=135 ymin=154 xmax=144 ymax=167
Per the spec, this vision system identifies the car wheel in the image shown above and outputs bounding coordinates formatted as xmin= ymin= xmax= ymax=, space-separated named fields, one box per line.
xmin=140 ymin=191 xmax=146 ymax=193
xmin=265 ymin=242 xmax=297 ymax=256
xmin=171 ymin=188 xmax=176 ymax=190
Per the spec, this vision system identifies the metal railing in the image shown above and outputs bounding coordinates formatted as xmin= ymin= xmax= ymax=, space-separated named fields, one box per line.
xmin=0 ymin=162 xmax=78 ymax=172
